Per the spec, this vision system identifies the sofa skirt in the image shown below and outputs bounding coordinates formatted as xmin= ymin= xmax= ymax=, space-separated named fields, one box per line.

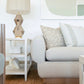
xmin=38 ymin=62 xmax=79 ymax=78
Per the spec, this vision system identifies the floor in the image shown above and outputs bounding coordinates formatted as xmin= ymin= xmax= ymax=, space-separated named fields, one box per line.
xmin=6 ymin=63 xmax=43 ymax=84
xmin=5 ymin=63 xmax=79 ymax=84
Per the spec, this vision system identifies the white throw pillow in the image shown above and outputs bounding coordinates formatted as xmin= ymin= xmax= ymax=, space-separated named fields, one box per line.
xmin=71 ymin=26 xmax=84 ymax=46
xmin=41 ymin=25 xmax=66 ymax=49
xmin=60 ymin=23 xmax=84 ymax=47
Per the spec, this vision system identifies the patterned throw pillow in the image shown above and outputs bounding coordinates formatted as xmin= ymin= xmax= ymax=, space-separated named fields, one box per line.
xmin=41 ymin=25 xmax=66 ymax=49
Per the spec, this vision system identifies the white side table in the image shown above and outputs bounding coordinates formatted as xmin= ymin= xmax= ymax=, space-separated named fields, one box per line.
xmin=79 ymin=55 xmax=84 ymax=84
xmin=6 ymin=38 xmax=32 ymax=81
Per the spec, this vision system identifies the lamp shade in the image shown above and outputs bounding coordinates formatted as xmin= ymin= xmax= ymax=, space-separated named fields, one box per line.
xmin=7 ymin=0 xmax=30 ymax=15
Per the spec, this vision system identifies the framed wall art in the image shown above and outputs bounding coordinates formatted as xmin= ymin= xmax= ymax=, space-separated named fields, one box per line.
xmin=41 ymin=0 xmax=84 ymax=19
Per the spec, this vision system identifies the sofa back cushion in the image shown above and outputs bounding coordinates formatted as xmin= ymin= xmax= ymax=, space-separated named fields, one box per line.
xmin=41 ymin=25 xmax=66 ymax=49
xmin=60 ymin=23 xmax=84 ymax=47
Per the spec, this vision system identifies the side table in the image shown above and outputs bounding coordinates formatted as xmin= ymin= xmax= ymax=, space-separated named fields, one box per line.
xmin=6 ymin=38 xmax=32 ymax=81
xmin=79 ymin=55 xmax=84 ymax=84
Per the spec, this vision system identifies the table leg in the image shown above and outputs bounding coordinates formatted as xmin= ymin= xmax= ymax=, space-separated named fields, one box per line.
xmin=79 ymin=63 xmax=83 ymax=84
xmin=25 ymin=73 xmax=27 ymax=81
xmin=24 ymin=39 xmax=27 ymax=81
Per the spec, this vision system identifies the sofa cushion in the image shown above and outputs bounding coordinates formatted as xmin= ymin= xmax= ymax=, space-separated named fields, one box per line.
xmin=41 ymin=25 xmax=66 ymax=49
xmin=60 ymin=23 xmax=75 ymax=47
xmin=46 ymin=47 xmax=84 ymax=61
xmin=60 ymin=23 xmax=84 ymax=47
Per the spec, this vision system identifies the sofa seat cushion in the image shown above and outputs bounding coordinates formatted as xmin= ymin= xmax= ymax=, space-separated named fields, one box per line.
xmin=46 ymin=47 xmax=84 ymax=61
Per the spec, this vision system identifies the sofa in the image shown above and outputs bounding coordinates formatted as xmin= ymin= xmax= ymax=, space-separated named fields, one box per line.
xmin=31 ymin=24 xmax=84 ymax=83
xmin=32 ymin=36 xmax=84 ymax=76
xmin=31 ymin=36 xmax=84 ymax=84
xmin=0 ymin=54 xmax=4 ymax=84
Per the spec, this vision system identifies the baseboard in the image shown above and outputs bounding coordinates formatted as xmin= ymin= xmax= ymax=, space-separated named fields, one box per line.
xmin=43 ymin=78 xmax=79 ymax=84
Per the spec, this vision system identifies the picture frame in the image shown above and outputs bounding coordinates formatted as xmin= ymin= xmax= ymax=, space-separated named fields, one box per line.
xmin=41 ymin=0 xmax=84 ymax=19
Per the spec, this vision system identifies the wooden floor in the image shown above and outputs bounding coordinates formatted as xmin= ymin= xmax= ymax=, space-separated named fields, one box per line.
xmin=6 ymin=63 xmax=43 ymax=84
xmin=5 ymin=63 xmax=79 ymax=84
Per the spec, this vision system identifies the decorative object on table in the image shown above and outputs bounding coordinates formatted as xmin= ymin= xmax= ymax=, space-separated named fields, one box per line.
xmin=7 ymin=0 xmax=30 ymax=38
xmin=20 ymin=47 xmax=24 ymax=54
xmin=6 ymin=58 xmax=20 ymax=70
xmin=41 ymin=0 xmax=84 ymax=19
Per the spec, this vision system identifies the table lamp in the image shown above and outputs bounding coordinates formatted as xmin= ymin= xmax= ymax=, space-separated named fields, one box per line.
xmin=7 ymin=0 xmax=30 ymax=38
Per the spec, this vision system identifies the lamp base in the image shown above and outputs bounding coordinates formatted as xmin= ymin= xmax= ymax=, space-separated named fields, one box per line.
xmin=13 ymin=14 xmax=24 ymax=38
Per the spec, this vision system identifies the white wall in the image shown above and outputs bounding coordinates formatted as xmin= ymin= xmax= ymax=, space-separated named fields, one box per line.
xmin=0 ymin=0 xmax=84 ymax=39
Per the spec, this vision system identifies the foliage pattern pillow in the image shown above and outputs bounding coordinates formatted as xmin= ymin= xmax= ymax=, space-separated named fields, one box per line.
xmin=41 ymin=25 xmax=65 ymax=49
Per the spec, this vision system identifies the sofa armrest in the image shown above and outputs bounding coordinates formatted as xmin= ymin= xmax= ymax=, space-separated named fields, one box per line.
xmin=31 ymin=36 xmax=46 ymax=64
xmin=0 ymin=54 xmax=4 ymax=75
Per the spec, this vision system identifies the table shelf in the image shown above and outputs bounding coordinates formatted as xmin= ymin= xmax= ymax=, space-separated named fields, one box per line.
xmin=6 ymin=64 xmax=31 ymax=75
xmin=7 ymin=53 xmax=25 ymax=58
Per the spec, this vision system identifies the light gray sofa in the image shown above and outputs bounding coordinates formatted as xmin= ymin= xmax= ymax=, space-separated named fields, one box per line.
xmin=31 ymin=36 xmax=84 ymax=78
xmin=0 ymin=54 xmax=4 ymax=84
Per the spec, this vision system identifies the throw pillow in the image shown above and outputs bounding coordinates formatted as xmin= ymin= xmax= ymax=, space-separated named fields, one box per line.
xmin=60 ymin=23 xmax=84 ymax=47
xmin=41 ymin=25 xmax=66 ymax=49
